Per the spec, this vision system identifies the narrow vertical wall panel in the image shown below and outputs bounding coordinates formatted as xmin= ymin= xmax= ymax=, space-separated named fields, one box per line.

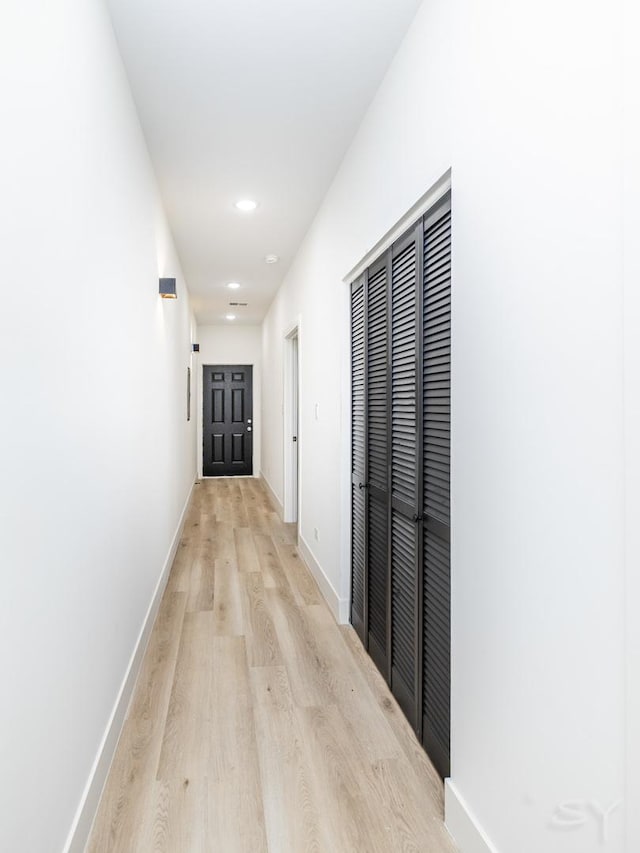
xmin=422 ymin=193 xmax=451 ymax=778
xmin=350 ymin=277 xmax=366 ymax=640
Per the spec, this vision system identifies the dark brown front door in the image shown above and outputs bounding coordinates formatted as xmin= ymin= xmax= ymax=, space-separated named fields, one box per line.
xmin=203 ymin=365 xmax=253 ymax=476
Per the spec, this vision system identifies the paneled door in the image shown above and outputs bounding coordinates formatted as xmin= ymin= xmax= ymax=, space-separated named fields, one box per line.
xmin=203 ymin=365 xmax=253 ymax=476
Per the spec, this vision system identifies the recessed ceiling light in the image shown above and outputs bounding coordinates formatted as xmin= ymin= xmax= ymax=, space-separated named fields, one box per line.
xmin=265 ymin=254 xmax=279 ymax=264
xmin=225 ymin=314 xmax=236 ymax=321
xmin=227 ymin=282 xmax=241 ymax=289
xmin=235 ymin=199 xmax=257 ymax=212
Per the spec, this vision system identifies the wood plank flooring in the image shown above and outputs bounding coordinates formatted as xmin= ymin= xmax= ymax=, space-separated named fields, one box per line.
xmin=87 ymin=478 xmax=456 ymax=853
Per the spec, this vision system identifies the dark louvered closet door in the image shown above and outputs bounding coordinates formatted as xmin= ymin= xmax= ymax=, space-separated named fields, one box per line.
xmin=422 ymin=192 xmax=452 ymax=778
xmin=350 ymin=276 xmax=366 ymax=642
xmin=349 ymin=186 xmax=452 ymax=779
xmin=390 ymin=225 xmax=420 ymax=727
xmin=366 ymin=257 xmax=390 ymax=675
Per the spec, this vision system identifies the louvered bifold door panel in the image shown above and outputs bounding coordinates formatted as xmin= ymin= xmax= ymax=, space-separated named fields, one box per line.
xmin=350 ymin=277 xmax=366 ymax=642
xmin=366 ymin=260 xmax=389 ymax=675
xmin=422 ymin=192 xmax=452 ymax=778
xmin=390 ymin=229 xmax=420 ymax=727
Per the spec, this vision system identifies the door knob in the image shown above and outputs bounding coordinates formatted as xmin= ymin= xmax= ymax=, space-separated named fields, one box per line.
xmin=247 ymin=427 xmax=252 ymax=432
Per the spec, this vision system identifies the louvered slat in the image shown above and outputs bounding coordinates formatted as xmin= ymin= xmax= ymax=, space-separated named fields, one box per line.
xmin=390 ymin=235 xmax=418 ymax=722
xmin=350 ymin=280 xmax=365 ymax=635
xmin=351 ymin=490 xmax=365 ymax=627
xmin=368 ymin=492 xmax=387 ymax=655
xmin=366 ymin=265 xmax=388 ymax=660
xmin=424 ymin=206 xmax=451 ymax=528
xmin=367 ymin=266 xmax=388 ymax=490
xmin=391 ymin=510 xmax=416 ymax=693
xmin=391 ymin=241 xmax=417 ymax=503
xmin=423 ymin=530 xmax=451 ymax=752
xmin=422 ymin=198 xmax=451 ymax=778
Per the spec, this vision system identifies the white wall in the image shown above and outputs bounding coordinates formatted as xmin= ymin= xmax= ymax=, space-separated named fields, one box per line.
xmin=261 ymin=0 xmax=452 ymax=614
xmin=196 ymin=324 xmax=262 ymax=478
xmin=449 ymin=2 xmax=624 ymax=851
xmin=262 ymin=1 xmax=632 ymax=851
xmin=623 ymin=1 xmax=640 ymax=849
xmin=0 ymin=2 xmax=196 ymax=851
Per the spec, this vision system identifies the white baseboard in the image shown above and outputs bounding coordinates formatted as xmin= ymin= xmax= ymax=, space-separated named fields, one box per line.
xmin=63 ymin=480 xmax=196 ymax=853
xmin=258 ymin=475 xmax=348 ymax=623
xmin=445 ymin=780 xmax=498 ymax=853
xmin=260 ymin=472 xmax=284 ymax=521
xmin=297 ymin=534 xmax=350 ymax=625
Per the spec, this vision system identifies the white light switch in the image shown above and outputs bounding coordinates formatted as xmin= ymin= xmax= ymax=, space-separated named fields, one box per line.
xmin=314 ymin=403 xmax=320 ymax=420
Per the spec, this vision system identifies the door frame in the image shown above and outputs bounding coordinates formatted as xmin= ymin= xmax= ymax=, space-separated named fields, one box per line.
xmin=283 ymin=320 xmax=301 ymax=524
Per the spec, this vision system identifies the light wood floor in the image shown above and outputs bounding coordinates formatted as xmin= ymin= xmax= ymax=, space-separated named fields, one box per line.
xmin=87 ymin=477 xmax=456 ymax=853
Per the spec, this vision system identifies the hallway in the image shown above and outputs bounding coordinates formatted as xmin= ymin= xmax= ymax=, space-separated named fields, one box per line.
xmin=88 ymin=478 xmax=455 ymax=852
xmin=4 ymin=2 xmax=638 ymax=850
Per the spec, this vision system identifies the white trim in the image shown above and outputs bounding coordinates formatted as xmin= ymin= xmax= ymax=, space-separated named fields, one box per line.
xmin=623 ymin=5 xmax=640 ymax=847
xmin=260 ymin=472 xmax=284 ymax=521
xmin=298 ymin=534 xmax=350 ymax=624
xmin=445 ymin=780 xmax=498 ymax=853
xmin=338 ymin=275 xmax=353 ymax=612
xmin=201 ymin=475 xmax=256 ymax=479
xmin=282 ymin=319 xmax=301 ymax=524
xmin=343 ymin=169 xmax=452 ymax=284
xmin=193 ymin=348 xmax=202 ymax=479
xmin=63 ymin=480 xmax=196 ymax=853
xmin=197 ymin=359 xmax=203 ymax=479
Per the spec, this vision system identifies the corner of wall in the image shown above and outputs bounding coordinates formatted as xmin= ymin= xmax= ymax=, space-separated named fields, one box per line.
xmin=297 ymin=535 xmax=350 ymax=625
xmin=259 ymin=470 xmax=349 ymax=624
xmin=445 ymin=780 xmax=498 ymax=853
xmin=260 ymin=472 xmax=284 ymax=520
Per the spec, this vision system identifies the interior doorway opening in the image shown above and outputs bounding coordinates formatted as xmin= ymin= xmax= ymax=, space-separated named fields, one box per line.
xmin=283 ymin=327 xmax=299 ymax=525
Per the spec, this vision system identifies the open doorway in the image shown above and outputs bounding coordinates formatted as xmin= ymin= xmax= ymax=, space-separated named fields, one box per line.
xmin=283 ymin=327 xmax=299 ymax=525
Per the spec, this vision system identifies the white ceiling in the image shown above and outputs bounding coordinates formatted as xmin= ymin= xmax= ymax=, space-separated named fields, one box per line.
xmin=106 ymin=0 xmax=422 ymax=325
